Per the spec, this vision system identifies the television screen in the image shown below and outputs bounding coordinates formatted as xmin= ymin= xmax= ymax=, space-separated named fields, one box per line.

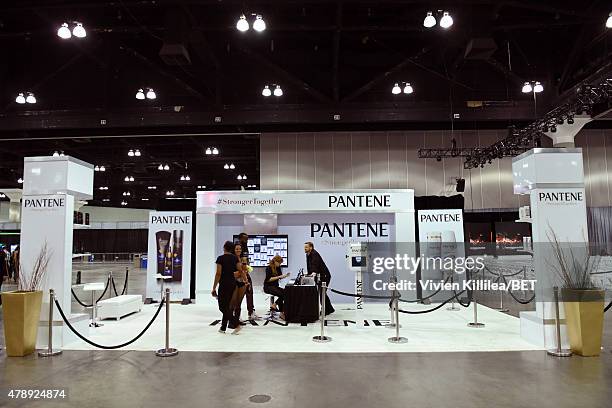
xmin=233 ymin=234 xmax=289 ymax=267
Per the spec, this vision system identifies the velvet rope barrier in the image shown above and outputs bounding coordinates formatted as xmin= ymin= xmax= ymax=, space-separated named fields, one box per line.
xmin=604 ymin=300 xmax=612 ymax=313
xmin=500 ymin=273 xmax=536 ymax=304
xmin=397 ymin=290 xmax=467 ymax=314
xmin=398 ymin=274 xmax=452 ymax=304
xmin=55 ymin=298 xmax=164 ymax=350
xmin=328 ymin=287 xmax=400 ymax=300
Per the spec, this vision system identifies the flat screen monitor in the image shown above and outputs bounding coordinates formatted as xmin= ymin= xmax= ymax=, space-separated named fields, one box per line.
xmin=233 ymin=234 xmax=289 ymax=267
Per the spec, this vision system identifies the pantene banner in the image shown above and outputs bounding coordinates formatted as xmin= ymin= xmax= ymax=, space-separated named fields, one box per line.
xmin=197 ymin=190 xmax=414 ymax=214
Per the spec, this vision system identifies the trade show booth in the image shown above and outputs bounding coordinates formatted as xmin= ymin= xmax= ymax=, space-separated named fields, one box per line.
xmin=194 ymin=190 xmax=416 ymax=304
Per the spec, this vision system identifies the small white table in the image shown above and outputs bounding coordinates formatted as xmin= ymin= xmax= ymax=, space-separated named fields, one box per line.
xmin=83 ymin=282 xmax=106 ymax=327
xmin=155 ymin=274 xmax=173 ymax=303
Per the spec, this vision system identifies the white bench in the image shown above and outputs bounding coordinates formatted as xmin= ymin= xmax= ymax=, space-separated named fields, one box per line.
xmin=97 ymin=295 xmax=143 ymax=321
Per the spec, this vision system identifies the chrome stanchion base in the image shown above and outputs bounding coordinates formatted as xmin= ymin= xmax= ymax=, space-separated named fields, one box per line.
xmin=312 ymin=336 xmax=332 ymax=343
xmin=446 ymin=304 xmax=460 ymax=311
xmin=546 ymin=349 xmax=572 ymax=357
xmin=89 ymin=321 xmax=103 ymax=328
xmin=38 ymin=349 xmax=63 ymax=357
xmin=388 ymin=336 xmax=408 ymax=344
xmin=493 ymin=307 xmax=510 ymax=313
xmin=156 ymin=347 xmax=179 ymax=357
xmin=467 ymin=322 xmax=485 ymax=328
xmin=384 ymin=323 xmax=402 ymax=328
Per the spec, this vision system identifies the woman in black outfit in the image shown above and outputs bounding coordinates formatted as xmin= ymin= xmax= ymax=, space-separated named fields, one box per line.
xmin=211 ymin=241 xmax=242 ymax=334
xmin=264 ymin=255 xmax=290 ymax=320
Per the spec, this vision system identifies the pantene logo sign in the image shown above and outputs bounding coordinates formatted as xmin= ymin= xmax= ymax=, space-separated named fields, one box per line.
xmin=23 ymin=197 xmax=65 ymax=208
xmin=538 ymin=191 xmax=584 ymax=204
xmin=328 ymin=194 xmax=391 ymax=208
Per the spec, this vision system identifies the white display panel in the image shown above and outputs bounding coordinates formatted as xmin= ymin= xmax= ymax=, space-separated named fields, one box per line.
xmin=146 ymin=211 xmax=193 ymax=301
xmin=234 ymin=234 xmax=288 ymax=267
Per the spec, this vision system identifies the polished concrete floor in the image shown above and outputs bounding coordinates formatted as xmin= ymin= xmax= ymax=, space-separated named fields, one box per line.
xmin=1 ymin=263 xmax=612 ymax=407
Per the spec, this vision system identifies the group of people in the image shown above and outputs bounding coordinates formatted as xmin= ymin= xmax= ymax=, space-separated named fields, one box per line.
xmin=211 ymin=233 xmax=334 ymax=334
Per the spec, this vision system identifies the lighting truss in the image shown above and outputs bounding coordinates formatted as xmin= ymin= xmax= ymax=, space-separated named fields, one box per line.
xmin=419 ymin=78 xmax=612 ymax=169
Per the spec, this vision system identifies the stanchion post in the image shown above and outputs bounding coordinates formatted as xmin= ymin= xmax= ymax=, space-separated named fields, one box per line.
xmin=493 ymin=275 xmax=509 ymax=313
xmin=547 ymin=286 xmax=572 ymax=357
xmin=38 ymin=289 xmax=62 ymax=357
xmin=447 ymin=273 xmax=459 ymax=311
xmin=312 ymin=282 xmax=332 ymax=343
xmin=385 ymin=289 xmax=401 ymax=328
xmin=108 ymin=271 xmax=113 ymax=299
xmin=125 ymin=267 xmax=129 ymax=294
xmin=468 ymin=291 xmax=485 ymax=328
xmin=388 ymin=294 xmax=408 ymax=344
xmin=156 ymin=288 xmax=179 ymax=357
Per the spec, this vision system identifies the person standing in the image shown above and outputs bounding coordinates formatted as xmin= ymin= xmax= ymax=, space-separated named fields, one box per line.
xmin=304 ymin=242 xmax=335 ymax=315
xmin=229 ymin=244 xmax=249 ymax=327
xmin=211 ymin=241 xmax=242 ymax=334
xmin=11 ymin=246 xmax=19 ymax=284
xmin=0 ymin=246 xmax=7 ymax=305
xmin=238 ymin=232 xmax=259 ymax=320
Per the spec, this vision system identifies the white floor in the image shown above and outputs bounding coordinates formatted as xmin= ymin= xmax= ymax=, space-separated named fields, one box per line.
xmin=62 ymin=293 xmax=542 ymax=353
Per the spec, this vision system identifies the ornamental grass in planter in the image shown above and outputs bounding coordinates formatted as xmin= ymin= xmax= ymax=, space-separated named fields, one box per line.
xmin=2 ymin=244 xmax=50 ymax=356
xmin=548 ymin=232 xmax=605 ymax=357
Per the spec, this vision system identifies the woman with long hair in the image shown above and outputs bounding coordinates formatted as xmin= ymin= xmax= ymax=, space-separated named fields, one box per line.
xmin=230 ymin=243 xmax=251 ymax=326
xmin=264 ymin=255 xmax=290 ymax=320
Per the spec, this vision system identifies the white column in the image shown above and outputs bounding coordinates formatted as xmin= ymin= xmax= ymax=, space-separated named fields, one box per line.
xmin=19 ymin=156 xmax=93 ymax=347
xmin=195 ymin=212 xmax=217 ymax=304
xmin=513 ymin=148 xmax=587 ymax=348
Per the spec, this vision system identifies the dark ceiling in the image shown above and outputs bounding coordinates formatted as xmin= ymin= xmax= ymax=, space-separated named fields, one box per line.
xmin=0 ymin=134 xmax=260 ymax=208
xmin=0 ymin=0 xmax=611 ymax=208
xmin=0 ymin=0 xmax=610 ymax=134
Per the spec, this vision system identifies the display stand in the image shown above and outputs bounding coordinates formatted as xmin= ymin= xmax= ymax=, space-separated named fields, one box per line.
xmin=512 ymin=148 xmax=587 ymax=348
xmin=18 ymin=156 xmax=94 ymax=348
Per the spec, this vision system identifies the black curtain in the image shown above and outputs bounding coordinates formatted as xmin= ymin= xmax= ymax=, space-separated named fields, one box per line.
xmin=72 ymin=229 xmax=148 ymax=253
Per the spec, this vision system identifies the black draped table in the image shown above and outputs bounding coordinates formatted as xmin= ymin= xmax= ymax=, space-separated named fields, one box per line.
xmin=283 ymin=284 xmax=319 ymax=324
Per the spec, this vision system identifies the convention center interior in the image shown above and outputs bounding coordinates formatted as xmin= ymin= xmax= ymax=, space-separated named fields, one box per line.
xmin=1 ymin=1 xmax=612 ymax=407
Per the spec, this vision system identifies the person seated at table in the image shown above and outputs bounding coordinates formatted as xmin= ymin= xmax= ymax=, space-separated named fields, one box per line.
xmin=264 ymin=255 xmax=290 ymax=320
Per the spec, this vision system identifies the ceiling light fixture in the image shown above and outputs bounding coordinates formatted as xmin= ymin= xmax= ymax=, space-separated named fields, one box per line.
xmin=136 ymin=89 xmax=145 ymax=100
xmin=253 ymin=14 xmax=266 ymax=32
xmin=237 ymin=175 xmax=243 ymax=180
xmin=25 ymin=92 xmax=36 ymax=104
xmin=166 ymin=190 xmax=175 ymax=196
xmin=164 ymin=164 xmax=170 ymax=171
xmin=53 ymin=151 xmax=60 ymax=157
xmin=403 ymin=83 xmax=414 ymax=94
xmin=392 ymin=83 xmax=401 ymax=95
xmin=439 ymin=11 xmax=453 ymax=29
xmin=17 ymin=178 xmax=24 ymax=184
xmin=146 ymin=88 xmax=156 ymax=100
xmin=57 ymin=22 xmax=72 ymax=39
xmin=224 ymin=163 xmax=229 ymax=169
xmin=100 ymin=165 xmax=106 ymax=171
xmin=533 ymin=81 xmax=544 ymax=93
xmin=121 ymin=201 xmax=127 ymax=206
xmin=230 ymin=163 xmax=235 ymax=169
xmin=423 ymin=12 xmax=436 ymax=28
xmin=148 ymin=186 xmax=157 ymax=190
xmin=72 ymin=22 xmax=86 ymax=38
xmin=262 ymin=85 xmax=271 ymax=97
xmin=273 ymin=85 xmax=283 ymax=97
xmin=212 ymin=147 xmax=219 ymax=155
xmin=237 ymin=14 xmax=250 ymax=32
xmin=205 ymin=147 xmax=212 ymax=155
xmin=521 ymin=82 xmax=533 ymax=93
xmin=607 ymin=12 xmax=612 ymax=28
xmin=15 ymin=93 xmax=26 ymax=104
xmin=128 ymin=149 xmax=135 ymax=157
xmin=134 ymin=149 xmax=141 ymax=157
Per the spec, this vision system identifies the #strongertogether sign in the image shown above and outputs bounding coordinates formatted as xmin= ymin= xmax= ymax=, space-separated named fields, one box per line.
xmin=197 ymin=190 xmax=414 ymax=214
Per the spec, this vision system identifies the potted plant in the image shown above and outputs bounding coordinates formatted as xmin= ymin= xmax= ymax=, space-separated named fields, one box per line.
xmin=1 ymin=244 xmax=50 ymax=357
xmin=548 ymin=232 xmax=605 ymax=356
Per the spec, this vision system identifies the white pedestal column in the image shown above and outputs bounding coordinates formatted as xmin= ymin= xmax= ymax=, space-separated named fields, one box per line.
xmin=512 ymin=148 xmax=588 ymax=348
xmin=19 ymin=156 xmax=94 ymax=348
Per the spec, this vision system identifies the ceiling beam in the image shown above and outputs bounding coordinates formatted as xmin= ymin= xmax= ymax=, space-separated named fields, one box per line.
xmin=332 ymin=1 xmax=343 ymax=102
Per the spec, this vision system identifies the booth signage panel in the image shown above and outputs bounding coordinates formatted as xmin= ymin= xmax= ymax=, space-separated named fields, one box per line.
xmin=20 ymin=194 xmax=74 ymax=318
xmin=417 ymin=209 xmax=465 ymax=243
xmin=197 ymin=190 xmax=414 ymax=214
xmin=146 ymin=211 xmax=193 ymax=301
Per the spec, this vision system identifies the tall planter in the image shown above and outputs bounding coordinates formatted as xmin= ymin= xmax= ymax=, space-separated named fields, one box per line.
xmin=2 ymin=290 xmax=43 ymax=357
xmin=561 ymin=288 xmax=605 ymax=357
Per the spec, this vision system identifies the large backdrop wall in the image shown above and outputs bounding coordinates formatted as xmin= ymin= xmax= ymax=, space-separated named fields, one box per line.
xmin=259 ymin=129 xmax=612 ymax=210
